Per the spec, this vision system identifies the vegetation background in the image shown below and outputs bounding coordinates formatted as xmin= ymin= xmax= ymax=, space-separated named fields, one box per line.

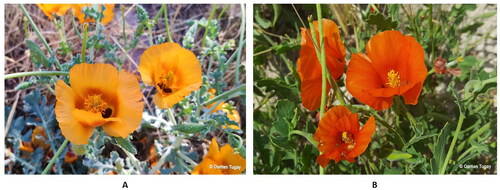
xmin=253 ymin=4 xmax=496 ymax=174
xmin=4 ymin=4 xmax=246 ymax=174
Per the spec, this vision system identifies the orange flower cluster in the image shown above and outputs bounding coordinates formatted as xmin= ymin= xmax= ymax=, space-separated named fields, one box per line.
xmin=192 ymin=138 xmax=245 ymax=175
xmin=296 ymin=19 xmax=427 ymax=167
xmin=37 ymin=4 xmax=115 ymax=25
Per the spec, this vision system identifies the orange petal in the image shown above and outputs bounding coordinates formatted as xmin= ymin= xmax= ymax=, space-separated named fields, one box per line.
xmin=55 ymin=80 xmax=94 ymax=145
xmin=346 ymin=53 xmax=393 ymax=111
xmin=401 ymin=81 xmax=423 ymax=105
xmin=37 ymin=4 xmax=71 ymax=19
xmin=219 ymin=144 xmax=246 ymax=174
xmin=366 ymin=31 xmax=411 ymax=79
xmin=69 ymin=63 xmax=119 ymax=100
xmin=72 ymin=109 xmax=107 ymax=127
xmin=191 ymin=158 xmax=223 ymax=175
xmin=349 ymin=116 xmax=376 ymax=158
xmin=102 ymin=70 xmax=143 ymax=137
xmin=206 ymin=138 xmax=221 ymax=160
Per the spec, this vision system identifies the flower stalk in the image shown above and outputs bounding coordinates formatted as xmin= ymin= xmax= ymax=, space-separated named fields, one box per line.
xmin=41 ymin=139 xmax=69 ymax=174
xmin=81 ymin=23 xmax=89 ymax=63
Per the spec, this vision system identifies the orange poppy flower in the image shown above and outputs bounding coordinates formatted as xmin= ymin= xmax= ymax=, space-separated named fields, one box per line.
xmin=191 ymin=138 xmax=245 ymax=175
xmin=221 ymin=103 xmax=241 ymax=130
xmin=64 ymin=151 xmax=78 ymax=163
xmin=37 ymin=4 xmax=72 ymax=20
xmin=55 ymin=63 xmax=144 ymax=145
xmin=346 ymin=30 xmax=427 ymax=111
xmin=72 ymin=4 xmax=115 ymax=25
xmin=206 ymin=88 xmax=225 ymax=112
xmin=297 ymin=19 xmax=346 ymax=111
xmin=138 ymin=42 xmax=202 ymax=109
xmin=314 ymin=106 xmax=375 ymax=167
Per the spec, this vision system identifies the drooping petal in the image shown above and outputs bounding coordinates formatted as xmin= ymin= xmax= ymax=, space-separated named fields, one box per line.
xmin=297 ymin=19 xmax=346 ymax=111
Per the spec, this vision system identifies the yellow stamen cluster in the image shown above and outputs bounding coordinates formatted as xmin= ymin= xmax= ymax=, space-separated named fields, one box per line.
xmin=157 ymin=71 xmax=176 ymax=94
xmin=84 ymin=94 xmax=108 ymax=114
xmin=341 ymin=131 xmax=356 ymax=150
xmin=386 ymin=69 xmax=401 ymax=88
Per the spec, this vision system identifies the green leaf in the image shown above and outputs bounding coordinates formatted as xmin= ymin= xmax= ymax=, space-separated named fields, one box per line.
xmin=272 ymin=4 xmax=281 ymax=27
xmin=432 ymin=122 xmax=451 ymax=174
xmin=459 ymin=22 xmax=484 ymax=33
xmin=114 ymin=137 xmax=137 ymax=155
xmin=366 ymin=13 xmax=397 ymax=31
xmin=256 ymin=79 xmax=300 ymax=102
xmin=387 ymin=4 xmax=400 ymax=21
xmin=403 ymin=133 xmax=438 ymax=150
xmin=255 ymin=8 xmax=271 ymax=29
xmin=448 ymin=82 xmax=465 ymax=114
xmin=271 ymin=42 xmax=300 ymax=54
xmin=473 ymin=11 xmax=496 ymax=19
xmin=386 ymin=150 xmax=413 ymax=161
xmin=26 ymin=39 xmax=51 ymax=68
xmin=271 ymin=100 xmax=295 ymax=136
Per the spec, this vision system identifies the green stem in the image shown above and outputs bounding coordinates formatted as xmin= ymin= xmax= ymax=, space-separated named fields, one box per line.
xmin=396 ymin=96 xmax=417 ymax=128
xmin=121 ymin=146 xmax=142 ymax=174
xmin=440 ymin=113 xmax=465 ymax=174
xmin=121 ymin=5 xmax=127 ymax=46
xmin=428 ymin=4 xmax=435 ymax=63
xmin=202 ymin=84 xmax=245 ymax=106
xmin=147 ymin=20 xmax=154 ymax=46
xmin=19 ymin=4 xmax=62 ymax=70
xmin=81 ymin=23 xmax=89 ymax=63
xmin=70 ymin=10 xmax=82 ymax=40
xmin=23 ymin=16 xmax=29 ymax=39
xmin=316 ymin=4 xmax=328 ymax=175
xmin=42 ymin=139 xmax=68 ymax=174
xmin=235 ymin=4 xmax=246 ymax=86
xmin=166 ymin=108 xmax=178 ymax=125
xmin=164 ymin=5 xmax=173 ymax=43
xmin=227 ymin=132 xmax=244 ymax=150
xmin=177 ymin=150 xmax=198 ymax=166
xmin=5 ymin=71 xmax=69 ymax=79
xmin=316 ymin=4 xmax=327 ymax=119
xmin=53 ymin=16 xmax=67 ymax=46
xmin=202 ymin=4 xmax=217 ymax=49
